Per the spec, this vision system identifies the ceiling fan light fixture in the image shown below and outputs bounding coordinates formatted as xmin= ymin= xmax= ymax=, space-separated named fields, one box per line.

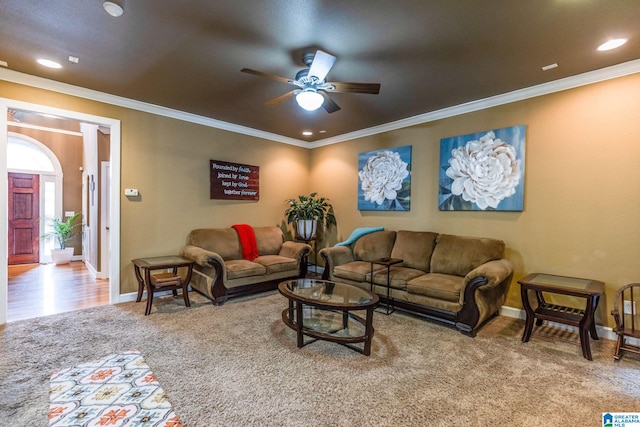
xmin=296 ymin=90 xmax=324 ymax=111
xmin=103 ymin=1 xmax=124 ymax=17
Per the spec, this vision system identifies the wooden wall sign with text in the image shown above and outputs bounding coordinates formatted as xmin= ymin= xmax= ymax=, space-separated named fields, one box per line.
xmin=210 ymin=160 xmax=260 ymax=201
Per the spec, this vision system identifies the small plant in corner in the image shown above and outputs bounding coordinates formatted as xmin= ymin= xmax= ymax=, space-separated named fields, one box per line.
xmin=285 ymin=193 xmax=336 ymax=239
xmin=42 ymin=212 xmax=81 ymax=249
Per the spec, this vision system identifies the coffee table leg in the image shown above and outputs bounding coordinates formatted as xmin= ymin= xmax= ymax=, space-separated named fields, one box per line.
xmin=363 ymin=306 xmax=374 ymax=356
xmin=295 ymin=302 xmax=304 ymax=348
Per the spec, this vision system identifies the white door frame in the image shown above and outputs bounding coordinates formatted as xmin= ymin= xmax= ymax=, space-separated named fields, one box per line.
xmin=0 ymin=98 xmax=122 ymax=324
xmin=100 ymin=161 xmax=110 ymax=279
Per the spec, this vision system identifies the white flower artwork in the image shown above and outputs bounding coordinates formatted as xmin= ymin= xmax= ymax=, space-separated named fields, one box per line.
xmin=439 ymin=126 xmax=525 ymax=211
xmin=358 ymin=146 xmax=411 ymax=211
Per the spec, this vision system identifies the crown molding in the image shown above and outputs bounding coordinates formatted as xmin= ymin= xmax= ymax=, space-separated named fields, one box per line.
xmin=310 ymin=58 xmax=640 ymax=148
xmin=0 ymin=68 xmax=308 ymax=148
xmin=2 ymin=59 xmax=640 ymax=150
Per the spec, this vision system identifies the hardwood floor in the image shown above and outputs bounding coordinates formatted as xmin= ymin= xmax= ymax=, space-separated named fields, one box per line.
xmin=7 ymin=261 xmax=109 ymax=322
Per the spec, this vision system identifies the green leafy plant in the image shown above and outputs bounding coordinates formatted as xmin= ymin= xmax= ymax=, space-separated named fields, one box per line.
xmin=285 ymin=193 xmax=336 ymax=227
xmin=41 ymin=212 xmax=81 ymax=249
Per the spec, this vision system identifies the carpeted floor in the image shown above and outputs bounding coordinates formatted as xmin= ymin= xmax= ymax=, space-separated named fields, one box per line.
xmin=1 ymin=290 xmax=639 ymax=426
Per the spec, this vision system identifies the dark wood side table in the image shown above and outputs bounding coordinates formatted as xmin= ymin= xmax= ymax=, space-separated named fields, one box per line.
xmin=132 ymin=256 xmax=194 ymax=315
xmin=370 ymin=257 xmax=403 ymax=315
xmin=518 ymin=273 xmax=604 ymax=360
xmin=296 ymin=236 xmax=317 ymax=276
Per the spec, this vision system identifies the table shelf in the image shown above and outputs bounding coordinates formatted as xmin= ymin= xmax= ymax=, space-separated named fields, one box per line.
xmin=519 ymin=273 xmax=604 ymax=361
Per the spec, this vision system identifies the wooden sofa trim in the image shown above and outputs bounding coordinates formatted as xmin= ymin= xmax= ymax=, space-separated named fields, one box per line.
xmin=205 ymin=250 xmax=309 ymax=306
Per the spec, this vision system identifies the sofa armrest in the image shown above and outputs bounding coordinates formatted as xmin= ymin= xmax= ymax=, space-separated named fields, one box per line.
xmin=279 ymin=241 xmax=312 ymax=261
xmin=456 ymin=259 xmax=514 ymax=336
xmin=180 ymin=245 xmax=229 ymax=303
xmin=464 ymin=259 xmax=514 ymax=288
xmin=180 ymin=245 xmax=224 ymax=269
xmin=319 ymin=246 xmax=355 ymax=280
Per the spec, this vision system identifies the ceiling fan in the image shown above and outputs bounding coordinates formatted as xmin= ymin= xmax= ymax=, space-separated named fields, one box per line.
xmin=241 ymin=50 xmax=381 ymax=113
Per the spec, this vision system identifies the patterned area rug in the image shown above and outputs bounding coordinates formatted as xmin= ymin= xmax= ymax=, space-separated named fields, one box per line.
xmin=49 ymin=350 xmax=182 ymax=427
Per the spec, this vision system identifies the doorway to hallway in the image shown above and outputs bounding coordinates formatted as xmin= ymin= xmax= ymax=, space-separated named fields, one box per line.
xmin=1 ymin=98 xmax=122 ymax=325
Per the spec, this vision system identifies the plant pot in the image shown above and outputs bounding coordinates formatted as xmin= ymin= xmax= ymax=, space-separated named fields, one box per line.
xmin=296 ymin=220 xmax=317 ymax=240
xmin=51 ymin=247 xmax=74 ymax=265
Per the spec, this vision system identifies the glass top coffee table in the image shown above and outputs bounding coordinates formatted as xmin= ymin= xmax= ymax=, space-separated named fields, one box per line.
xmin=278 ymin=279 xmax=379 ymax=356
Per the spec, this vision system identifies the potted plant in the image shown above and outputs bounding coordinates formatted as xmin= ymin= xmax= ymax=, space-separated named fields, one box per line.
xmin=42 ymin=212 xmax=81 ymax=265
xmin=285 ymin=193 xmax=336 ymax=239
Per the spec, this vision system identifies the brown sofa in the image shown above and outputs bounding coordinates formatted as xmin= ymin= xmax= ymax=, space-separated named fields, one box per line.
xmin=180 ymin=226 xmax=311 ymax=305
xmin=319 ymin=230 xmax=513 ymax=336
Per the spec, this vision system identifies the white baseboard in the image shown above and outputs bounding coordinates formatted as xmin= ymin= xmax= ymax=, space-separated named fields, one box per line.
xmin=118 ymin=289 xmax=178 ymax=303
xmin=499 ymin=305 xmax=640 ymax=346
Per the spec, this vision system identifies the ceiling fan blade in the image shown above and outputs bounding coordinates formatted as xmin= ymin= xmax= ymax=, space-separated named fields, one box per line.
xmin=319 ymin=91 xmax=341 ymax=113
xmin=265 ymin=90 xmax=296 ymax=107
xmin=308 ymin=50 xmax=337 ymax=81
xmin=327 ymin=81 xmax=381 ymax=94
xmin=241 ymin=68 xmax=292 ymax=85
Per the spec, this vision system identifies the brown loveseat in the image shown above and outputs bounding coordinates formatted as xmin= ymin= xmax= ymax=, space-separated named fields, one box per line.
xmin=180 ymin=226 xmax=311 ymax=305
xmin=319 ymin=230 xmax=513 ymax=336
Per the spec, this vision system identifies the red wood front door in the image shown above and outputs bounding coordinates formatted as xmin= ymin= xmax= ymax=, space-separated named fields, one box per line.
xmin=8 ymin=172 xmax=40 ymax=265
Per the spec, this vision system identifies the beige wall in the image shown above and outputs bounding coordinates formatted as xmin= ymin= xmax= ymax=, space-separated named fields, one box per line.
xmin=310 ymin=72 xmax=640 ymax=327
xmin=1 ymin=81 xmax=310 ymax=294
xmin=3 ymin=72 xmax=639 ymax=327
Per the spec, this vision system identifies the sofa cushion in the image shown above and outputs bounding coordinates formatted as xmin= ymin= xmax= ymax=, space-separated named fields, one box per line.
xmin=225 ymin=259 xmax=267 ymax=279
xmin=430 ymin=234 xmax=505 ymax=277
xmin=353 ymin=231 xmax=396 ymax=262
xmin=253 ymin=227 xmax=284 ymax=255
xmin=390 ymin=231 xmax=437 ymax=272
xmin=334 ymin=261 xmax=386 ymax=283
xmin=254 ymin=255 xmax=298 ymax=274
xmin=406 ymin=273 xmax=465 ymax=303
xmin=188 ymin=228 xmax=241 ymax=260
xmin=369 ymin=267 xmax=426 ymax=290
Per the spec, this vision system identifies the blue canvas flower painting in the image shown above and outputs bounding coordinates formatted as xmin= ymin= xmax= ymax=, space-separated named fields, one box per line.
xmin=358 ymin=145 xmax=411 ymax=211
xmin=439 ymin=125 xmax=526 ymax=211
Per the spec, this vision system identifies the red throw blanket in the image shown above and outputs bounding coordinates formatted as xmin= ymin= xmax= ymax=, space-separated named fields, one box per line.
xmin=232 ymin=224 xmax=259 ymax=261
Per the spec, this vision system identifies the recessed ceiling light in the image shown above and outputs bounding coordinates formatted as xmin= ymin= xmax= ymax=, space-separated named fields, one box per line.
xmin=68 ymin=56 xmax=79 ymax=64
xmin=597 ymin=38 xmax=628 ymax=51
xmin=36 ymin=58 xmax=62 ymax=69
xmin=302 ymin=131 xmax=313 ymax=136
xmin=103 ymin=1 xmax=124 ymax=17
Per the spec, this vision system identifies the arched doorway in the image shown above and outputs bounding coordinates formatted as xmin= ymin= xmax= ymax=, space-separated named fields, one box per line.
xmin=7 ymin=133 xmax=64 ymax=264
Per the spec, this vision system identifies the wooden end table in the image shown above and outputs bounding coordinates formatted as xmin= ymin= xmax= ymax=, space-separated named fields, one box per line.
xmin=518 ymin=273 xmax=604 ymax=360
xmin=370 ymin=258 xmax=403 ymax=315
xmin=132 ymin=256 xmax=194 ymax=315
